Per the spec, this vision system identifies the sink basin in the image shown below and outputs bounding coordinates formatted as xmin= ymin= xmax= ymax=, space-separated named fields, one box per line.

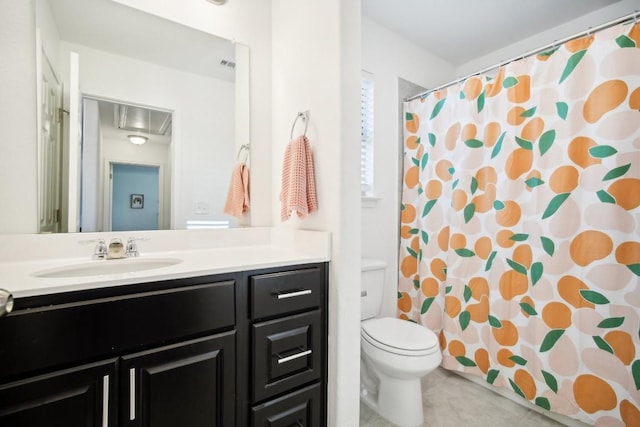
xmin=32 ymin=258 xmax=183 ymax=278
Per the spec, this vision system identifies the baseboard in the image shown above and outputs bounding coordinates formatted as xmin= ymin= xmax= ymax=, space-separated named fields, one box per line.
xmin=450 ymin=370 xmax=591 ymax=427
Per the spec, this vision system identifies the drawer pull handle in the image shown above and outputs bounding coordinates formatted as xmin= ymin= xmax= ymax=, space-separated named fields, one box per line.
xmin=277 ymin=289 xmax=312 ymax=299
xmin=278 ymin=349 xmax=312 ymax=364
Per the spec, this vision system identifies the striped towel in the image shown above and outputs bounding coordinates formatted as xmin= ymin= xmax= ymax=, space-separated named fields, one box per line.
xmin=224 ymin=163 xmax=250 ymax=217
xmin=280 ymin=135 xmax=318 ymax=221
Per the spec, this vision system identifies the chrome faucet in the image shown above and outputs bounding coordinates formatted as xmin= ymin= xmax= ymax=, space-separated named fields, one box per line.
xmin=82 ymin=237 xmax=147 ymax=260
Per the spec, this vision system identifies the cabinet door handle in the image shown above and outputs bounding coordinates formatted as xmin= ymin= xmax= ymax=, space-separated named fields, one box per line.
xmin=277 ymin=349 xmax=312 ymax=364
xmin=129 ymin=368 xmax=136 ymax=421
xmin=102 ymin=375 xmax=109 ymax=427
xmin=276 ymin=289 xmax=312 ymax=299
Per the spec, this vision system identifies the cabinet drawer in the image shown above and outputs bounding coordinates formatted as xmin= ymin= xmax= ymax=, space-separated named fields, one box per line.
xmin=251 ymin=383 xmax=322 ymax=427
xmin=250 ymin=267 xmax=322 ymax=320
xmin=252 ymin=310 xmax=322 ymax=402
xmin=0 ymin=280 xmax=235 ymax=382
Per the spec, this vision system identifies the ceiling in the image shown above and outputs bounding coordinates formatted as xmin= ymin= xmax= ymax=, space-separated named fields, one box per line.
xmin=48 ymin=0 xmax=236 ymax=81
xmin=362 ymin=0 xmax=623 ymax=66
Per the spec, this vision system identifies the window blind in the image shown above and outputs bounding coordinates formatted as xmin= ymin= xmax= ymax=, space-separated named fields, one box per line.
xmin=361 ymin=74 xmax=374 ymax=197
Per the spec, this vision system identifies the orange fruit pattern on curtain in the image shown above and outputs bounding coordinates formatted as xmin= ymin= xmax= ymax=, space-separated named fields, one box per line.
xmin=399 ymin=21 xmax=640 ymax=426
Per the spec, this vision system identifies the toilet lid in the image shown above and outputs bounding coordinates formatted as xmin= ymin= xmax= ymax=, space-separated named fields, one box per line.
xmin=362 ymin=317 xmax=439 ymax=356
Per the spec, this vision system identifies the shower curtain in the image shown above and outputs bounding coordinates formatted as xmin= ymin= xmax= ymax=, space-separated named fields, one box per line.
xmin=399 ymin=19 xmax=640 ymax=426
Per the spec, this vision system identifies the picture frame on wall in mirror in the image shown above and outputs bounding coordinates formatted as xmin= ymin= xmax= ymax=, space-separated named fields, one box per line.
xmin=131 ymin=194 xmax=144 ymax=209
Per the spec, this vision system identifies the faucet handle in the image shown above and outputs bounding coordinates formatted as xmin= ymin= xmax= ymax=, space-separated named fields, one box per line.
xmin=79 ymin=239 xmax=108 ymax=260
xmin=126 ymin=237 xmax=149 ymax=258
xmin=94 ymin=239 xmax=108 ymax=259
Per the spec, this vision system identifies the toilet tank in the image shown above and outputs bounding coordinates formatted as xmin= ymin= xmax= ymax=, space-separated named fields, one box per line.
xmin=361 ymin=258 xmax=387 ymax=320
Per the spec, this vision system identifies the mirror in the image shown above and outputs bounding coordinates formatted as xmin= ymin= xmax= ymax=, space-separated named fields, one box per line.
xmin=35 ymin=0 xmax=250 ymax=233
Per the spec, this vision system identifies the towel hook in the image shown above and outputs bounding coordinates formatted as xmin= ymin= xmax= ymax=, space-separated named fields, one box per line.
xmin=290 ymin=111 xmax=309 ymax=140
xmin=237 ymin=143 xmax=250 ymax=163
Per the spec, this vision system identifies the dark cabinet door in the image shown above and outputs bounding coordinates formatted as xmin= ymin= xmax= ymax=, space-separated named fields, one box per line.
xmin=0 ymin=359 xmax=117 ymax=427
xmin=120 ymin=332 xmax=236 ymax=427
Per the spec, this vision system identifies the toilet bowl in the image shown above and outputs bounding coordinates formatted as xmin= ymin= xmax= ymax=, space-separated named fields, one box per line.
xmin=360 ymin=259 xmax=442 ymax=427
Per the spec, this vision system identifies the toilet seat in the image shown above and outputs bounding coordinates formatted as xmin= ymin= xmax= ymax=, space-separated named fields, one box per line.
xmin=361 ymin=317 xmax=439 ymax=356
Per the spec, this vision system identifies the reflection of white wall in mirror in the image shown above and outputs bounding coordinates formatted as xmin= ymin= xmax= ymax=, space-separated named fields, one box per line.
xmin=66 ymin=51 xmax=81 ymax=233
xmin=55 ymin=41 xmax=235 ymax=230
xmin=35 ymin=0 xmax=60 ymax=77
xmin=113 ymin=0 xmax=271 ymax=226
xmin=81 ymin=99 xmax=101 ymax=232
xmin=234 ymin=43 xmax=251 ymax=226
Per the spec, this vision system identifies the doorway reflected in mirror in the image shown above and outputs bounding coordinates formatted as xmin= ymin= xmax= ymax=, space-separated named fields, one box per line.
xmin=81 ymin=99 xmax=170 ymax=233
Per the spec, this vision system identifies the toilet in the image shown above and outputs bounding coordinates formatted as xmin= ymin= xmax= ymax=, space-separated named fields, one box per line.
xmin=360 ymin=259 xmax=441 ymax=427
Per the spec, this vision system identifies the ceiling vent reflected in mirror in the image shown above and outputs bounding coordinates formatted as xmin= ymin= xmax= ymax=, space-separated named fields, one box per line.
xmin=220 ymin=59 xmax=236 ymax=69
xmin=112 ymin=103 xmax=172 ymax=139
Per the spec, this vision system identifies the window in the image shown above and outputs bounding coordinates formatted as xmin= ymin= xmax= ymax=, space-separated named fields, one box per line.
xmin=361 ymin=72 xmax=374 ymax=197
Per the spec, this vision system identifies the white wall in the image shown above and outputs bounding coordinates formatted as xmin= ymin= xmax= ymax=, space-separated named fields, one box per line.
xmin=361 ymin=17 xmax=455 ymax=317
xmin=57 ymin=41 xmax=235 ymax=230
xmin=0 ymin=0 xmax=38 ymax=234
xmin=458 ymin=0 xmax=640 ymax=76
xmin=272 ymin=1 xmax=362 ymax=425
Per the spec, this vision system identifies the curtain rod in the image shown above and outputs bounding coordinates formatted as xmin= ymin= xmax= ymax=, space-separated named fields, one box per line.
xmin=405 ymin=10 xmax=640 ymax=102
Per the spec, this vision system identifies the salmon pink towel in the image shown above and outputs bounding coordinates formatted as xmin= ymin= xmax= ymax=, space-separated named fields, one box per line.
xmin=224 ymin=163 xmax=250 ymax=217
xmin=280 ymin=135 xmax=318 ymax=221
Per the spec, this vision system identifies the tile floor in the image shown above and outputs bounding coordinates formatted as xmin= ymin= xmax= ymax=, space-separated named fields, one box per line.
xmin=359 ymin=367 xmax=572 ymax=427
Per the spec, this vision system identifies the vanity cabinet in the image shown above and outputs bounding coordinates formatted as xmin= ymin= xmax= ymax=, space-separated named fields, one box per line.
xmin=0 ymin=275 xmax=237 ymax=427
xmin=0 ymin=262 xmax=328 ymax=426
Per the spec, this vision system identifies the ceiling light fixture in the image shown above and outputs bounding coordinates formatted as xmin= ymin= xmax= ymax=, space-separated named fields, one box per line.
xmin=128 ymin=135 xmax=148 ymax=145
xmin=206 ymin=0 xmax=226 ymax=5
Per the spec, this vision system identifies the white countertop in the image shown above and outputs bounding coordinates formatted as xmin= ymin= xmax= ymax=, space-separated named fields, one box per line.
xmin=0 ymin=228 xmax=331 ymax=299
